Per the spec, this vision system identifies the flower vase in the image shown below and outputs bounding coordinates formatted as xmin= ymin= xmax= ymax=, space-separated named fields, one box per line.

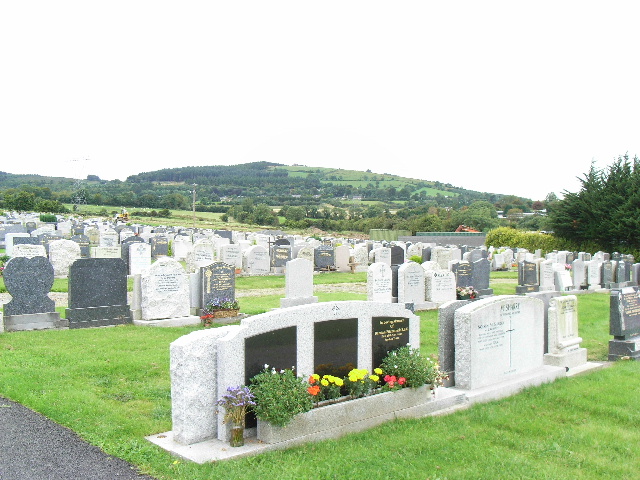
xmin=229 ymin=424 xmax=244 ymax=447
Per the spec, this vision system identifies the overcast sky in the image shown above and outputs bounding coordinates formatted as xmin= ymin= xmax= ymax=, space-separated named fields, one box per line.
xmin=2 ymin=2 xmax=639 ymax=201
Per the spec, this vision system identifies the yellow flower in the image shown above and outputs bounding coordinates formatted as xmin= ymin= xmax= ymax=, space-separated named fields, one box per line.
xmin=349 ymin=376 xmax=357 ymax=382
xmin=321 ymin=379 xmax=329 ymax=386
xmin=374 ymin=368 xmax=383 ymax=375
xmin=312 ymin=374 xmax=320 ymax=381
xmin=370 ymin=375 xmax=379 ymax=382
xmin=335 ymin=378 xmax=344 ymax=386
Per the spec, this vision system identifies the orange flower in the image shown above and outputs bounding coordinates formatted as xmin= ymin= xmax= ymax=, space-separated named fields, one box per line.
xmin=308 ymin=375 xmax=316 ymax=384
xmin=307 ymin=385 xmax=320 ymax=396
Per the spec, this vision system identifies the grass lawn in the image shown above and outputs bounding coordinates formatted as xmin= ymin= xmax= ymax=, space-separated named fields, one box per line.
xmin=1 ymin=272 xmax=637 ymax=479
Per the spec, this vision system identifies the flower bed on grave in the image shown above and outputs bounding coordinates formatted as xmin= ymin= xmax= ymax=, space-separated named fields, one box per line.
xmin=256 ymin=384 xmax=436 ymax=444
xmin=200 ymin=299 xmax=240 ymax=327
xmin=219 ymin=346 xmax=450 ymax=446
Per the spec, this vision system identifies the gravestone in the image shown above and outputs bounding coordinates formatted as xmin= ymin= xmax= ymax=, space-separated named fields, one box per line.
xmin=543 ymin=295 xmax=587 ymax=369
xmin=296 ymin=245 xmax=315 ymax=263
xmin=353 ymin=245 xmax=369 ymax=271
xmin=129 ymin=242 xmax=152 ymax=275
xmin=187 ymin=239 xmax=216 ymax=273
xmin=141 ymin=257 xmax=191 ymax=320
xmin=516 ymin=260 xmax=539 ymax=294
xmin=12 ymin=243 xmax=47 ymax=259
xmin=151 ymin=235 xmax=169 ymax=258
xmin=71 ymin=234 xmax=91 ymax=258
xmin=454 ymin=261 xmax=473 ymax=288
xmin=334 ymin=245 xmax=351 ymax=272
xmin=454 ymin=296 xmax=563 ymax=391
xmin=92 ymin=246 xmax=122 ymax=258
xmin=367 ymin=262 xmax=392 ymax=302
xmin=271 ymin=245 xmax=291 ymax=270
xmin=602 ymin=261 xmax=613 ymax=288
xmin=5 ymin=233 xmax=31 ymax=257
xmin=65 ymin=258 xmax=132 ymax=328
xmin=571 ymin=259 xmax=587 ymax=289
xmin=390 ymin=245 xmax=405 ymax=266
xmin=609 ymin=286 xmax=640 ymax=360
xmin=280 ymin=258 xmax=318 ymax=308
xmin=2 ymin=256 xmax=66 ymax=331
xmin=438 ymin=299 xmax=473 ymax=386
xmin=491 ymin=253 xmax=506 ymax=271
xmin=120 ymin=236 xmax=146 ymax=274
xmin=372 ymin=247 xmax=391 ymax=266
xmin=425 ymin=270 xmax=456 ymax=303
xmin=100 ymin=229 xmax=119 ymax=247
xmin=538 ymin=260 xmax=556 ymax=291
xmin=554 ymin=269 xmax=574 ymax=292
xmin=588 ymin=261 xmax=602 ymax=290
xmin=243 ymin=245 xmax=270 ymax=275
xmin=48 ymin=239 xmax=81 ymax=278
xmin=314 ymin=245 xmax=335 ymax=270
xmin=220 ymin=244 xmax=242 ymax=269
xmin=397 ymin=262 xmax=425 ymax=306
xmin=201 ymin=262 xmax=236 ymax=311
xmin=471 ymin=258 xmax=493 ymax=296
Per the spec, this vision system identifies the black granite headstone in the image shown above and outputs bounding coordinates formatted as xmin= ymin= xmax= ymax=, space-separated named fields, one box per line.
xmin=65 ymin=258 xmax=132 ymax=328
xmin=390 ymin=245 xmax=405 ymax=266
xmin=150 ymin=235 xmax=169 ymax=258
xmin=372 ymin=316 xmax=410 ymax=369
xmin=271 ymin=245 xmax=291 ymax=267
xmin=244 ymin=326 xmax=297 ymax=384
xmin=609 ymin=287 xmax=640 ymax=360
xmin=314 ymin=318 xmax=358 ymax=378
xmin=214 ymin=230 xmax=233 ymax=241
xmin=455 ymin=262 xmax=473 ymax=288
xmin=3 ymin=256 xmax=55 ymax=315
xmin=314 ymin=245 xmax=335 ymax=270
xmin=201 ymin=262 xmax=235 ymax=308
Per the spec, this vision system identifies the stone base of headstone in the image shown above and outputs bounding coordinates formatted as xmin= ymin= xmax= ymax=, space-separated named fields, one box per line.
xmin=131 ymin=309 xmax=142 ymax=320
xmin=280 ymin=296 xmax=319 ymax=309
xmin=66 ymin=305 xmax=133 ymax=329
xmin=134 ymin=315 xmax=204 ymax=327
xmin=608 ymin=337 xmax=640 ymax=361
xmin=3 ymin=313 xmax=68 ymax=332
xmin=516 ymin=285 xmax=539 ymax=294
xmin=412 ymin=301 xmax=438 ymax=311
xmin=478 ymin=288 xmax=493 ymax=297
xmin=544 ymin=348 xmax=588 ymax=370
xmin=451 ymin=365 xmax=566 ymax=405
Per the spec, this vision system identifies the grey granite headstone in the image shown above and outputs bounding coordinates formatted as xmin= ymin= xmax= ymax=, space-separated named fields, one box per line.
xmin=602 ymin=261 xmax=613 ymax=288
xmin=471 ymin=258 xmax=493 ymax=296
xmin=65 ymin=258 xmax=132 ymax=328
xmin=609 ymin=286 xmax=640 ymax=360
xmin=438 ymin=299 xmax=473 ymax=386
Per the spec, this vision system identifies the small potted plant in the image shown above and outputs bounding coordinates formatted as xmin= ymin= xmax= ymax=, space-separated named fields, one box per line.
xmin=216 ymin=385 xmax=255 ymax=447
xmin=456 ymin=286 xmax=478 ymax=300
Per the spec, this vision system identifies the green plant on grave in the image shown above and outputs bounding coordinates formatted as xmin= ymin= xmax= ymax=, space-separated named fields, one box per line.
xmin=409 ymin=255 xmax=423 ymax=264
xmin=380 ymin=345 xmax=447 ymax=388
xmin=249 ymin=366 xmax=313 ymax=427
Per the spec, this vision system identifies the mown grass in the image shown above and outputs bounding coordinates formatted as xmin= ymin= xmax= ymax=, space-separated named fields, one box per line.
xmin=0 ymin=298 xmax=636 ymax=480
xmin=1 ymin=270 xmax=633 ymax=480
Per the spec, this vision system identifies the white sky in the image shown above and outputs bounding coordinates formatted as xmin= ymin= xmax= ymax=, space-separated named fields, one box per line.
xmin=2 ymin=1 xmax=640 ymax=201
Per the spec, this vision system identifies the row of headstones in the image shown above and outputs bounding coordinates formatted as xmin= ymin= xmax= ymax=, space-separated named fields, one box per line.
xmin=365 ymin=257 xmax=493 ymax=308
xmin=1 ymin=254 xmax=245 ymax=331
xmin=516 ymin=257 xmax=638 ymax=293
